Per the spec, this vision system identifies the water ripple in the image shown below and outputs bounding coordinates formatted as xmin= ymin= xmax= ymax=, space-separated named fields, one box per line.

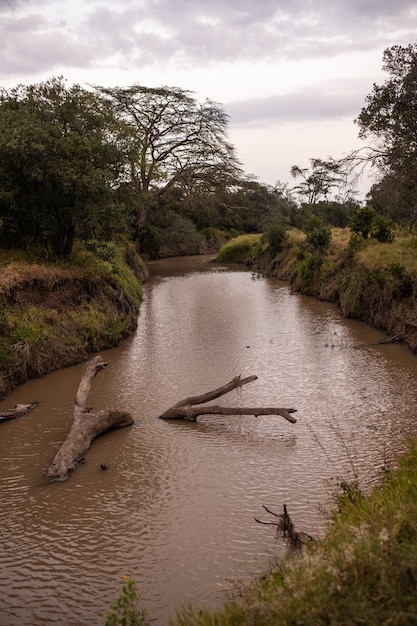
xmin=2 ymin=260 xmax=417 ymax=624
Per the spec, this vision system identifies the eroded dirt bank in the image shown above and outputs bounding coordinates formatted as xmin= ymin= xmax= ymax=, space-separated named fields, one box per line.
xmin=0 ymin=262 xmax=143 ymax=400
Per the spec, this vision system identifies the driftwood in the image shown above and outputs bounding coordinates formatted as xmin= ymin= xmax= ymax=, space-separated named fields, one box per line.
xmin=159 ymin=375 xmax=297 ymax=423
xmin=0 ymin=402 xmax=38 ymax=423
xmin=375 ymin=331 xmax=406 ymax=345
xmin=255 ymin=504 xmax=313 ymax=552
xmin=46 ymin=356 xmax=133 ymax=481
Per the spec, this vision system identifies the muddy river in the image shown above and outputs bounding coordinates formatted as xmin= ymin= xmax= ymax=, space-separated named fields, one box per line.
xmin=1 ymin=255 xmax=417 ymax=625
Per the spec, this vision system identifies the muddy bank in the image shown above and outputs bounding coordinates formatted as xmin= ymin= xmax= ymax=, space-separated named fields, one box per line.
xmin=0 ymin=261 xmax=143 ymax=400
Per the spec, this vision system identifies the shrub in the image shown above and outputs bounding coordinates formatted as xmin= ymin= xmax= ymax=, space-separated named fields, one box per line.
xmin=346 ymin=232 xmax=363 ymax=260
xmin=105 ymin=577 xmax=148 ymax=626
xmin=350 ymin=207 xmax=376 ymax=239
xmin=262 ymin=220 xmax=288 ymax=255
xmin=297 ymin=254 xmax=323 ymax=293
xmin=370 ymin=215 xmax=395 ymax=243
xmin=216 ymin=234 xmax=265 ymax=263
xmin=303 ymin=216 xmax=331 ymax=252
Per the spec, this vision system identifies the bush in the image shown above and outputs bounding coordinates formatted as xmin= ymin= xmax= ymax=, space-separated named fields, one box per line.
xmin=350 ymin=207 xmax=376 ymax=239
xmin=262 ymin=220 xmax=288 ymax=255
xmin=216 ymin=234 xmax=264 ymax=263
xmin=105 ymin=577 xmax=148 ymax=626
xmin=297 ymin=254 xmax=323 ymax=293
xmin=303 ymin=216 xmax=331 ymax=252
xmin=370 ymin=215 xmax=395 ymax=243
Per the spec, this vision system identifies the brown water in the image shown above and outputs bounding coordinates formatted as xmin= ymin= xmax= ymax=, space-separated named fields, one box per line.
xmin=1 ymin=255 xmax=417 ymax=625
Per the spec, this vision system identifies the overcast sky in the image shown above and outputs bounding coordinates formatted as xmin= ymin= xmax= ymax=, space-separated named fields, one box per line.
xmin=1 ymin=0 xmax=417 ymax=200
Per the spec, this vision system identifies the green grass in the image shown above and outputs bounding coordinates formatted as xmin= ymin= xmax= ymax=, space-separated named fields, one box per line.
xmin=354 ymin=233 xmax=417 ymax=275
xmin=216 ymin=234 xmax=265 ymax=263
xmin=0 ymin=242 xmax=143 ymax=399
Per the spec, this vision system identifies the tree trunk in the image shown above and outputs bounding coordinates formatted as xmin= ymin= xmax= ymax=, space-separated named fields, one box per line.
xmin=159 ymin=375 xmax=297 ymax=423
xmin=46 ymin=356 xmax=133 ymax=481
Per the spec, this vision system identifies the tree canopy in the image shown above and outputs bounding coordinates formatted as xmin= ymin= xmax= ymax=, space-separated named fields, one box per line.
xmin=0 ymin=77 xmax=124 ymax=257
xmin=95 ymin=84 xmax=243 ymax=239
xmin=0 ymin=78 xmax=249 ymax=258
xmin=356 ymin=43 xmax=417 ymax=228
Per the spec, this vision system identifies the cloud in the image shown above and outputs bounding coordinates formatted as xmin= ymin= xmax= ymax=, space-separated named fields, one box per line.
xmin=0 ymin=11 xmax=93 ymax=76
xmin=1 ymin=0 xmax=416 ymax=79
xmin=225 ymin=78 xmax=372 ymax=127
xmin=0 ymin=0 xmax=413 ymax=196
xmin=85 ymin=0 xmax=417 ymax=66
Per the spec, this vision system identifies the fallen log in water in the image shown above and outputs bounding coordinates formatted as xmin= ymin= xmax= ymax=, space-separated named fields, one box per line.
xmin=0 ymin=402 xmax=38 ymax=423
xmin=46 ymin=356 xmax=133 ymax=482
xmin=158 ymin=375 xmax=297 ymax=423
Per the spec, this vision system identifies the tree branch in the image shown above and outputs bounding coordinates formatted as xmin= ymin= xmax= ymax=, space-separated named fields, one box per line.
xmin=159 ymin=375 xmax=297 ymax=424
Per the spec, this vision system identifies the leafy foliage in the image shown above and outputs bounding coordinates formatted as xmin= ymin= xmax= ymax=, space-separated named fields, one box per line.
xmin=370 ymin=215 xmax=395 ymax=243
xmin=290 ymin=158 xmax=354 ymax=204
xmin=96 ymin=84 xmax=243 ymax=238
xmin=350 ymin=207 xmax=376 ymax=239
xmin=350 ymin=207 xmax=395 ymax=242
xmin=105 ymin=577 xmax=148 ymax=626
xmin=262 ymin=220 xmax=288 ymax=255
xmin=303 ymin=215 xmax=332 ymax=252
xmin=356 ymin=44 xmax=417 ymax=229
xmin=0 ymin=77 xmax=124 ymax=258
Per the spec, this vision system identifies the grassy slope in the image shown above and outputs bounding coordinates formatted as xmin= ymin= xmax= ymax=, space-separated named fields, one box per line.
xmin=217 ymin=229 xmax=417 ymax=353
xmin=0 ymin=244 xmax=145 ymax=400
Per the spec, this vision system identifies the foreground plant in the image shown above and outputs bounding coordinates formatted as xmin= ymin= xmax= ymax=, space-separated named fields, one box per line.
xmin=105 ymin=577 xmax=148 ymax=626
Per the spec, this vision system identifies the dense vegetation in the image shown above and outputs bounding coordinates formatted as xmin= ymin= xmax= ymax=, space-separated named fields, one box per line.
xmin=1 ymin=43 xmax=416 ymax=267
xmin=0 ymin=77 xmax=290 ymax=261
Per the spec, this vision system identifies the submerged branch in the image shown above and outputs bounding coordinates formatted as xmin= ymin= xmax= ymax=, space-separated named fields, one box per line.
xmin=0 ymin=402 xmax=38 ymax=423
xmin=159 ymin=375 xmax=297 ymax=424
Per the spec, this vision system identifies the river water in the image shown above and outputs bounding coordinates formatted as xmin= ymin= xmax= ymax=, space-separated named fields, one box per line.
xmin=1 ymin=255 xmax=417 ymax=625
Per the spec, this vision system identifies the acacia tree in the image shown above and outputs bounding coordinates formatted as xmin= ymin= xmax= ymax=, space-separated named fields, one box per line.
xmin=0 ymin=77 xmax=124 ymax=257
xmin=95 ymin=85 xmax=243 ymax=238
xmin=356 ymin=43 xmax=417 ymax=228
xmin=290 ymin=158 xmax=350 ymax=204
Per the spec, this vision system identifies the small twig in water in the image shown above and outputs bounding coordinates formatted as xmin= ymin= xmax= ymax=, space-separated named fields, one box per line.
xmin=255 ymin=504 xmax=313 ymax=552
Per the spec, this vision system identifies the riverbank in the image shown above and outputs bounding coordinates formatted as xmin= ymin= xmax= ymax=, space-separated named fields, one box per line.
xmin=173 ymin=437 xmax=417 ymax=625
xmin=216 ymin=228 xmax=417 ymax=354
xmin=0 ymin=242 xmax=145 ymax=400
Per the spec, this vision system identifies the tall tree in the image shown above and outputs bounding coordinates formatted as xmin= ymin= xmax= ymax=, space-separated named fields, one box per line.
xmin=290 ymin=158 xmax=349 ymax=204
xmin=96 ymin=85 xmax=243 ymax=238
xmin=355 ymin=43 xmax=417 ymax=228
xmin=0 ymin=77 xmax=123 ymax=257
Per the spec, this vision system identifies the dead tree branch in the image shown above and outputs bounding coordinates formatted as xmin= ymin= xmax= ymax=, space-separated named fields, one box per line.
xmin=159 ymin=375 xmax=297 ymax=423
xmin=46 ymin=356 xmax=133 ymax=482
xmin=255 ymin=504 xmax=313 ymax=552
xmin=0 ymin=402 xmax=38 ymax=423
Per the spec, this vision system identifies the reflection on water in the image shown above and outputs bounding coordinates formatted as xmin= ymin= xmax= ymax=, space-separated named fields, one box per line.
xmin=1 ymin=255 xmax=417 ymax=625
